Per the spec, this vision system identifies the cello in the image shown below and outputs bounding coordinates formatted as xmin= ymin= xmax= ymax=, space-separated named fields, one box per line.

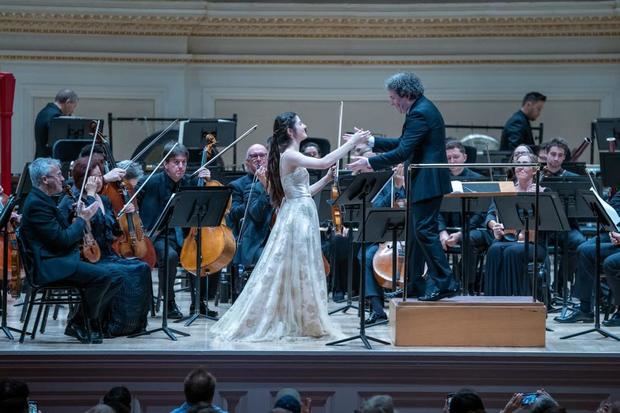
xmin=0 ymin=191 xmax=22 ymax=298
xmin=180 ymin=134 xmax=236 ymax=274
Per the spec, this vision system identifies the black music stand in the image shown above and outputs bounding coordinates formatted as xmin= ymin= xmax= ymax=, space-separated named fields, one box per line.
xmin=131 ymin=187 xmax=231 ymax=340
xmin=175 ymin=187 xmax=231 ymax=327
xmin=326 ymin=173 xmax=359 ymax=315
xmin=561 ymin=191 xmax=620 ymax=341
xmin=494 ymin=192 xmax=570 ymax=303
xmin=326 ymin=171 xmax=392 ymax=349
xmin=0 ymin=196 xmax=21 ymax=340
xmin=360 ymin=207 xmax=406 ymax=328
xmin=599 ymin=152 xmax=620 ymax=188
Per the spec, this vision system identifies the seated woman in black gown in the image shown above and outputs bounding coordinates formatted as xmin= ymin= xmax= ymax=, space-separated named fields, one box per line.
xmin=59 ymin=154 xmax=152 ymax=337
xmin=483 ymin=151 xmax=548 ymax=296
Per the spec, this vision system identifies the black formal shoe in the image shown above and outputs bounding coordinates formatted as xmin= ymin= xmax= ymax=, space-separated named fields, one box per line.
xmin=384 ymin=289 xmax=404 ymax=300
xmin=89 ymin=329 xmax=103 ymax=344
xmin=554 ymin=310 xmax=594 ymax=324
xmin=365 ymin=311 xmax=388 ymax=325
xmin=167 ymin=301 xmax=183 ymax=319
xmin=64 ymin=323 xmax=91 ymax=344
xmin=603 ymin=312 xmax=620 ymax=327
xmin=417 ymin=288 xmax=457 ymax=302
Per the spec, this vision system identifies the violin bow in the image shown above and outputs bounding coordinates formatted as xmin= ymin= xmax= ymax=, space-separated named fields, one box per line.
xmin=116 ymin=142 xmax=179 ymax=218
xmin=77 ymin=120 xmax=101 ymax=204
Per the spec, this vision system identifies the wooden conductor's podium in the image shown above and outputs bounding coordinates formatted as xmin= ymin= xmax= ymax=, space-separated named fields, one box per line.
xmin=389 ymin=296 xmax=546 ymax=347
xmin=390 ymin=182 xmax=550 ymax=348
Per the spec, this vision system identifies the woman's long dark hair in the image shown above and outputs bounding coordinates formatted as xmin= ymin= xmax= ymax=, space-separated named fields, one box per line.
xmin=267 ymin=112 xmax=298 ymax=208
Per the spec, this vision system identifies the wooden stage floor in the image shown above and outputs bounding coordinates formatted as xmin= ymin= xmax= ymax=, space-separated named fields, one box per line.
xmin=2 ymin=284 xmax=620 ymax=413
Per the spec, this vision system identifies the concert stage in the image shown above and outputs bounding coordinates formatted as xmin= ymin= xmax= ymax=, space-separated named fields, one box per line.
xmin=1 ymin=293 xmax=620 ymax=413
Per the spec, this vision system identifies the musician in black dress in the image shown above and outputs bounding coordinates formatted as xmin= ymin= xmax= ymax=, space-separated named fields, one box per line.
xmin=137 ymin=142 xmax=211 ymax=319
xmin=483 ymin=152 xmax=548 ymax=296
xmin=58 ymin=155 xmax=151 ymax=337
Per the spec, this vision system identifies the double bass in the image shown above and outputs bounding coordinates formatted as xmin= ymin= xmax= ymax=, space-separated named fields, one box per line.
xmin=180 ymin=134 xmax=236 ymax=275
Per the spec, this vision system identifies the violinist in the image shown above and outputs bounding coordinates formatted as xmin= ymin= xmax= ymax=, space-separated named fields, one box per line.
xmin=58 ymin=155 xmax=152 ymax=337
xmin=359 ymin=161 xmax=406 ymax=325
xmin=78 ymin=143 xmax=127 ymax=185
xmin=137 ymin=141 xmax=211 ymax=319
xmin=228 ymin=144 xmax=273 ymax=269
xmin=20 ymin=158 xmax=122 ymax=344
xmin=483 ymin=152 xmax=549 ymax=296
xmin=542 ymin=138 xmax=579 ymax=178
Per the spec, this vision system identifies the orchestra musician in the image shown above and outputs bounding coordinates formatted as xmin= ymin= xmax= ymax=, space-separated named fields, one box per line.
xmin=301 ymin=142 xmax=350 ymax=301
xmin=555 ymin=191 xmax=620 ymax=324
xmin=540 ymin=138 xmax=586 ymax=296
xmin=34 ymin=89 xmax=79 ymax=158
xmin=227 ymin=144 xmax=273 ymax=270
xmin=347 ymin=71 xmax=459 ymax=301
xmin=483 ymin=152 xmax=548 ymax=296
xmin=20 ymin=158 xmax=122 ymax=343
xmin=440 ymin=140 xmax=490 ymax=293
xmin=137 ymin=142 xmax=211 ymax=319
xmin=499 ymin=92 xmax=546 ymax=151
xmin=359 ymin=163 xmax=406 ymax=325
xmin=58 ymin=155 xmax=152 ymax=337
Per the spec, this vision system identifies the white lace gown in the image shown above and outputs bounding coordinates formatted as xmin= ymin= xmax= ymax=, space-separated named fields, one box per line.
xmin=211 ymin=167 xmax=342 ymax=342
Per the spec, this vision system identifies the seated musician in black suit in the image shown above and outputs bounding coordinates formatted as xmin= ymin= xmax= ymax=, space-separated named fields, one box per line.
xmin=228 ymin=144 xmax=273 ymax=271
xmin=440 ymin=140 xmax=491 ymax=293
xmin=540 ymin=138 xmax=587 ymax=296
xmin=360 ymin=163 xmax=407 ymax=324
xmin=555 ymin=191 xmax=620 ymax=324
xmin=20 ymin=158 xmax=122 ymax=343
xmin=137 ymin=142 xmax=211 ymax=319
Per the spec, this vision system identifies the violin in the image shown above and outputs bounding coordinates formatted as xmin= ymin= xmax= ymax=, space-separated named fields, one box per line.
xmin=180 ymin=134 xmax=236 ymax=275
xmin=113 ymin=180 xmax=157 ymax=268
xmin=0 ymin=192 xmax=22 ymax=298
xmin=331 ymin=101 xmax=345 ymax=235
xmin=64 ymin=185 xmax=101 ymax=263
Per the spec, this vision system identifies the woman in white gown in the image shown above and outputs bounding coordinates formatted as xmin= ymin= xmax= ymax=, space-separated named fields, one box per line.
xmin=212 ymin=112 xmax=369 ymax=342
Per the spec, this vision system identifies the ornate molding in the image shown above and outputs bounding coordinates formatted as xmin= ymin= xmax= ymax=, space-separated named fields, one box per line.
xmin=0 ymin=12 xmax=619 ymax=38
xmin=1 ymin=53 xmax=620 ymax=65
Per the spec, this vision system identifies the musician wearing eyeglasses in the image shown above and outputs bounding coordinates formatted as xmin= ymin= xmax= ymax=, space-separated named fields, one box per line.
xmin=227 ymin=144 xmax=273 ymax=271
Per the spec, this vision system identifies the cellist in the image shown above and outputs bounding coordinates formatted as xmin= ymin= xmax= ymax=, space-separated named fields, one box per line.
xmin=355 ymin=150 xmax=407 ymax=325
xmin=137 ymin=141 xmax=211 ymax=319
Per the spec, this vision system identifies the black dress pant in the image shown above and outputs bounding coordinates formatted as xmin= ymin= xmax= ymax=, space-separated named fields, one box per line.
xmin=408 ymin=196 xmax=457 ymax=294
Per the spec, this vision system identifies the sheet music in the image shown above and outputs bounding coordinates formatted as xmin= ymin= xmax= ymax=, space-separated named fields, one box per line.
xmin=590 ymin=187 xmax=620 ymax=231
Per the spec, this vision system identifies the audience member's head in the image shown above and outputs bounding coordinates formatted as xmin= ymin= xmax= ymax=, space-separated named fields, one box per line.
xmin=273 ymin=388 xmax=302 ymax=413
xmin=448 ymin=389 xmax=486 ymax=413
xmin=103 ymin=386 xmax=132 ymax=413
xmin=183 ymin=368 xmax=217 ymax=405
xmin=357 ymin=394 xmax=394 ymax=413
xmin=187 ymin=401 xmax=220 ymax=413
xmin=84 ymin=404 xmax=116 ymax=413
xmin=0 ymin=379 xmax=29 ymax=413
xmin=597 ymin=398 xmax=620 ymax=413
